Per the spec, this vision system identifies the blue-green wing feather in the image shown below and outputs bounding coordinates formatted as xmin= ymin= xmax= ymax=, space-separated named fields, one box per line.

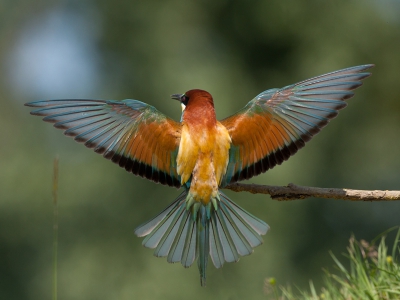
xmin=221 ymin=64 xmax=374 ymax=185
xmin=26 ymin=99 xmax=182 ymax=187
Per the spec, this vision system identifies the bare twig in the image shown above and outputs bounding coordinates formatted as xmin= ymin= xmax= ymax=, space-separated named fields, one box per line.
xmin=225 ymin=182 xmax=400 ymax=201
xmin=52 ymin=157 xmax=59 ymax=300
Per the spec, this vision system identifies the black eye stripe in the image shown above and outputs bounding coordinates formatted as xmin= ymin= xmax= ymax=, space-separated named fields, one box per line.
xmin=182 ymin=95 xmax=189 ymax=105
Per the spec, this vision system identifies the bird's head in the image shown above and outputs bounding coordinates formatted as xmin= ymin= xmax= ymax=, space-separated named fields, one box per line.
xmin=171 ymin=89 xmax=214 ymax=112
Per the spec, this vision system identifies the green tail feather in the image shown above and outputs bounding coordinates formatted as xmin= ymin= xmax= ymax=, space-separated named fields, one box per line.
xmin=197 ymin=205 xmax=210 ymax=286
xmin=134 ymin=189 xmax=269 ymax=286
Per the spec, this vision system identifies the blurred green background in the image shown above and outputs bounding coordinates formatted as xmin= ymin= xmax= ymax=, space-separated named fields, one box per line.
xmin=1 ymin=0 xmax=400 ymax=299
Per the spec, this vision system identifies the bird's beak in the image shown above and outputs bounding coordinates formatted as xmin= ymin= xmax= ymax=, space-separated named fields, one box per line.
xmin=171 ymin=93 xmax=186 ymax=112
xmin=171 ymin=94 xmax=183 ymax=101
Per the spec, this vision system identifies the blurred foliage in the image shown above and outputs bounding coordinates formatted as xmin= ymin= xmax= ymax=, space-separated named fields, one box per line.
xmin=1 ymin=0 xmax=400 ymax=299
xmin=265 ymin=229 xmax=400 ymax=300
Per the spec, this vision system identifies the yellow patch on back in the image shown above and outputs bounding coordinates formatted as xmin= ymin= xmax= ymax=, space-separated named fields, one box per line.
xmin=214 ymin=122 xmax=231 ymax=185
xmin=177 ymin=124 xmax=198 ymax=184
xmin=176 ymin=121 xmax=231 ymax=204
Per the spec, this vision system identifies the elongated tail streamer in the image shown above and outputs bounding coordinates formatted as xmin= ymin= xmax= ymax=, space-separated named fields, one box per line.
xmin=134 ymin=189 xmax=269 ymax=286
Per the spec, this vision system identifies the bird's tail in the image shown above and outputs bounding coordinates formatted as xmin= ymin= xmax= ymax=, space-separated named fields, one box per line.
xmin=134 ymin=189 xmax=269 ymax=286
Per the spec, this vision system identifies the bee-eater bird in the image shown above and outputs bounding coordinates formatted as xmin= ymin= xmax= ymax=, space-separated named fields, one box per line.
xmin=26 ymin=64 xmax=373 ymax=286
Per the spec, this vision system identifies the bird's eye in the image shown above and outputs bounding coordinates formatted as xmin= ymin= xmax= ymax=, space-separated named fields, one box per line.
xmin=181 ymin=95 xmax=189 ymax=105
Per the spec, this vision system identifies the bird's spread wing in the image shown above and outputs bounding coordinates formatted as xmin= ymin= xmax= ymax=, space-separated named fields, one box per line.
xmin=220 ymin=64 xmax=374 ymax=185
xmin=26 ymin=99 xmax=182 ymax=187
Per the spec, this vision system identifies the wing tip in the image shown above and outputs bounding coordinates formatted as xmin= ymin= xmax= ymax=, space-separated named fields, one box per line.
xmin=25 ymin=101 xmax=46 ymax=108
xmin=359 ymin=63 xmax=375 ymax=70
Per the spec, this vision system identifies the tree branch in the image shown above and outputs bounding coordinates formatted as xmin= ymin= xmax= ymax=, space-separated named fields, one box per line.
xmin=225 ymin=182 xmax=400 ymax=201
